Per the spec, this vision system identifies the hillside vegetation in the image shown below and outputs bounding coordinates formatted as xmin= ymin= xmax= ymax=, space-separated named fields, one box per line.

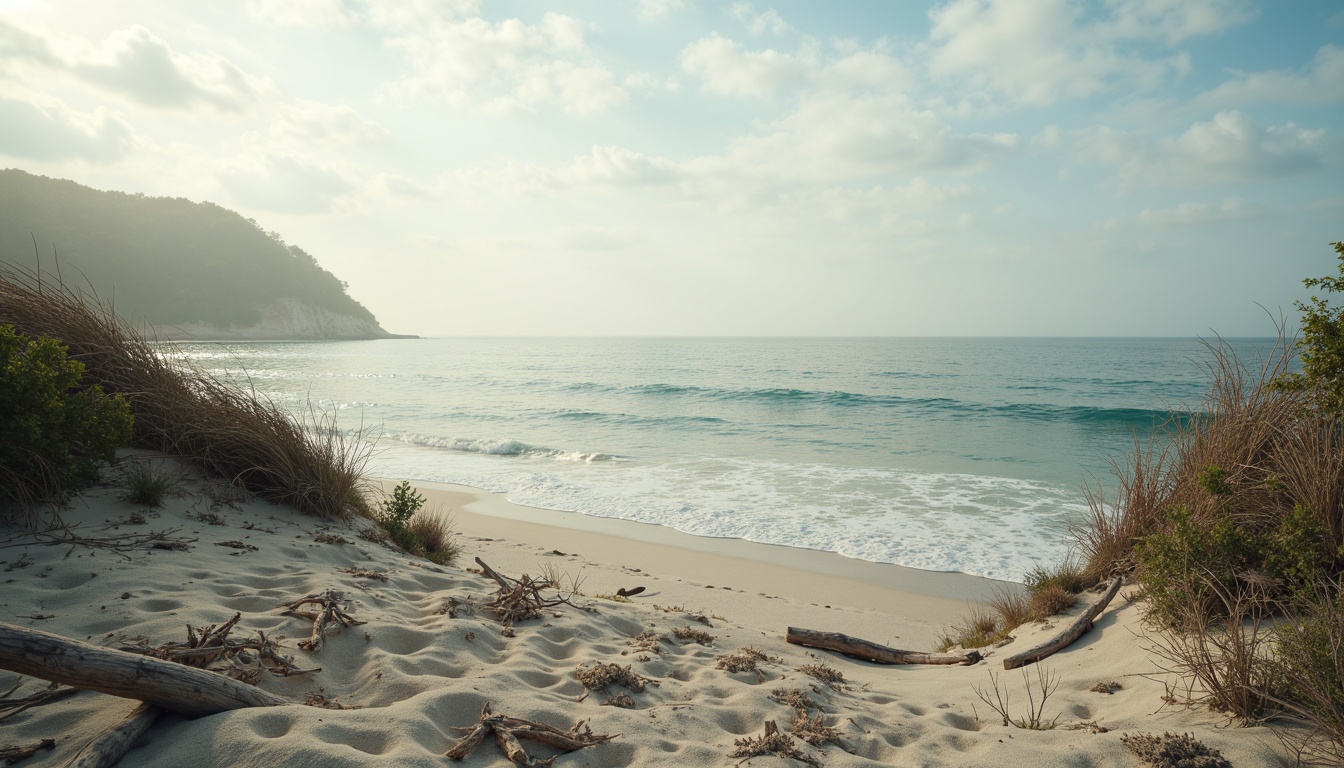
xmin=0 ymin=169 xmax=386 ymax=336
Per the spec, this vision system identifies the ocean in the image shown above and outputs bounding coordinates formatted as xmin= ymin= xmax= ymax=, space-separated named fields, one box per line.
xmin=171 ymin=336 xmax=1280 ymax=582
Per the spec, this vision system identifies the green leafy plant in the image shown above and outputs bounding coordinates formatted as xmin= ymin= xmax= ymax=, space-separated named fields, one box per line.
xmin=375 ymin=481 xmax=458 ymax=565
xmin=1277 ymin=241 xmax=1344 ymax=411
xmin=0 ymin=324 xmax=132 ymax=513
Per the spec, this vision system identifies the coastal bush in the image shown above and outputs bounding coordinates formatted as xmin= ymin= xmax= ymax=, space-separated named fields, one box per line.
xmin=1276 ymin=241 xmax=1344 ymax=411
xmin=0 ymin=324 xmax=132 ymax=517
xmin=0 ymin=261 xmax=371 ymax=520
xmin=1272 ymin=579 xmax=1344 ymax=766
xmin=376 ymin=481 xmax=459 ymax=565
xmin=936 ymin=604 xmax=1005 ymax=651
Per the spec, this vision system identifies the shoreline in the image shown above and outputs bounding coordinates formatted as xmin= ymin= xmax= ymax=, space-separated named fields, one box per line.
xmin=382 ymin=478 xmax=1008 ymax=646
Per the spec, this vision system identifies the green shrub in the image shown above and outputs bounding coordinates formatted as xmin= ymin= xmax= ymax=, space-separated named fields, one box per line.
xmin=1273 ymin=580 xmax=1344 ymax=766
xmin=380 ymin=480 xmax=424 ymax=530
xmin=0 ymin=324 xmax=132 ymax=509
xmin=1024 ymin=560 xmax=1085 ymax=597
xmin=1276 ymin=241 xmax=1344 ymax=411
xmin=1135 ymin=507 xmax=1256 ymax=630
xmin=1196 ymin=464 xmax=1230 ymax=496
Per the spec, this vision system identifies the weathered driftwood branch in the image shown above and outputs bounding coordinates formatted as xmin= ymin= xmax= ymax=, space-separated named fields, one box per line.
xmin=474 ymin=557 xmax=576 ymax=627
xmin=282 ymin=591 xmax=365 ymax=652
xmin=62 ymin=702 xmax=160 ymax=768
xmin=785 ymin=627 xmax=982 ymax=666
xmin=1002 ymin=576 xmax=1124 ymax=670
xmin=0 ymin=622 xmax=289 ymax=717
xmin=445 ymin=702 xmax=616 ymax=765
xmin=0 ymin=681 xmax=79 ymax=722
xmin=0 ymin=738 xmax=55 ymax=764
xmin=119 ymin=612 xmax=319 ymax=681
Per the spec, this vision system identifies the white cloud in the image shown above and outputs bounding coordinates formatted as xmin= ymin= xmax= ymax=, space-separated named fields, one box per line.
xmin=217 ymin=154 xmax=353 ymax=213
xmin=271 ymin=100 xmax=387 ymax=145
xmin=1137 ymin=197 xmax=1268 ymax=227
xmin=1200 ymin=45 xmax=1344 ymax=106
xmin=730 ymin=3 xmax=792 ymax=36
xmin=244 ymin=0 xmax=357 ymax=28
xmin=680 ymin=34 xmax=809 ymax=97
xmin=380 ymin=12 xmax=628 ymax=115
xmin=1102 ymin=0 xmax=1255 ymax=44
xmin=0 ymin=19 xmax=273 ymax=113
xmin=1079 ymin=111 xmax=1332 ymax=185
xmin=636 ymin=0 xmax=685 ymax=22
xmin=926 ymin=0 xmax=1248 ymax=107
xmin=0 ymin=93 xmax=134 ymax=161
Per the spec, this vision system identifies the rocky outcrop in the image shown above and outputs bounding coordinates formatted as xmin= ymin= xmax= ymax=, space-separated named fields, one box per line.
xmin=156 ymin=298 xmax=408 ymax=341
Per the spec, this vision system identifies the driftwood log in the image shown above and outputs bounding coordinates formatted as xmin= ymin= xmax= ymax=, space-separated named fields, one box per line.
xmin=0 ymin=622 xmax=289 ymax=717
xmin=785 ymin=628 xmax=982 ymax=666
xmin=62 ymin=702 xmax=160 ymax=768
xmin=1002 ymin=576 xmax=1124 ymax=670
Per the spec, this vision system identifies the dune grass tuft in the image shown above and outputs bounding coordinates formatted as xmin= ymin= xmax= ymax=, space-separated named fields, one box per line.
xmin=0 ymin=260 xmax=372 ymax=521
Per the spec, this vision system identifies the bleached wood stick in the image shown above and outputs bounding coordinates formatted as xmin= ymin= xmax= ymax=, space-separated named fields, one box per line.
xmin=1002 ymin=576 xmax=1124 ymax=670
xmin=0 ymin=622 xmax=289 ymax=717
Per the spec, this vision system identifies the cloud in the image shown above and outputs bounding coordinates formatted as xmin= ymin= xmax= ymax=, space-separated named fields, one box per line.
xmin=680 ymin=34 xmax=809 ymax=97
xmin=1137 ymin=197 xmax=1268 ymax=227
xmin=1200 ymin=45 xmax=1344 ymax=106
xmin=379 ymin=12 xmax=627 ymax=115
xmin=244 ymin=0 xmax=357 ymax=28
xmin=636 ymin=0 xmax=685 ymax=22
xmin=1079 ymin=111 xmax=1332 ymax=185
xmin=925 ymin=0 xmax=1250 ymax=107
xmin=270 ymin=100 xmax=387 ymax=145
xmin=0 ymin=19 xmax=273 ymax=113
xmin=730 ymin=3 xmax=792 ymax=36
xmin=0 ymin=94 xmax=134 ymax=161
xmin=557 ymin=224 xmax=640 ymax=251
xmin=217 ymin=154 xmax=353 ymax=213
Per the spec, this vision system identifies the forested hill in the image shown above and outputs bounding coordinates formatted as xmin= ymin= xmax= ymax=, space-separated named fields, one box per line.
xmin=0 ymin=169 xmax=397 ymax=339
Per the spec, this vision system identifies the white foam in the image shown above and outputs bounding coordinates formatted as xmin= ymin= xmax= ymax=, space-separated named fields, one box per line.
xmin=371 ymin=445 xmax=1079 ymax=582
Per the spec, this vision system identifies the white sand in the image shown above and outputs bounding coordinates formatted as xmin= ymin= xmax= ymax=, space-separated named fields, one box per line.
xmin=0 ymin=462 xmax=1295 ymax=767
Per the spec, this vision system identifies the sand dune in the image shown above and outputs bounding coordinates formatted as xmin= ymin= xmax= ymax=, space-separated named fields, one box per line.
xmin=0 ymin=462 xmax=1294 ymax=766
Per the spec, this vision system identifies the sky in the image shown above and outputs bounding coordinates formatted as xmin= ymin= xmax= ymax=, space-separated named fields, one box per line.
xmin=0 ymin=0 xmax=1341 ymax=337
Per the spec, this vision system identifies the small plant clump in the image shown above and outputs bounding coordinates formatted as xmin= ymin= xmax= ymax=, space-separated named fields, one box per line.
xmin=1120 ymin=731 xmax=1231 ymax=768
xmin=627 ymin=631 xmax=663 ymax=655
xmin=797 ymin=663 xmax=845 ymax=691
xmin=730 ymin=722 xmax=820 ymax=768
xmin=770 ymin=688 xmax=820 ymax=711
xmin=972 ymin=666 xmax=1062 ymax=730
xmin=673 ymin=625 xmax=715 ymax=645
xmin=376 ymin=481 xmax=459 ymax=565
xmin=789 ymin=708 xmax=849 ymax=750
xmin=574 ymin=662 xmax=656 ymax=694
xmin=936 ymin=604 xmax=1008 ymax=651
xmin=117 ymin=460 xmax=181 ymax=508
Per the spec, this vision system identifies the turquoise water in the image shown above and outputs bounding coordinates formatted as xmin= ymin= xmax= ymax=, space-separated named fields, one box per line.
xmin=172 ymin=337 xmax=1280 ymax=580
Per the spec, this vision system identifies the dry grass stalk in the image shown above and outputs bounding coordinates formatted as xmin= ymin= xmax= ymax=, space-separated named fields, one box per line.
xmin=797 ymin=663 xmax=845 ymax=691
xmin=973 ymin=666 xmax=1062 ymax=730
xmin=0 ymin=260 xmax=374 ymax=524
xmin=1143 ymin=573 xmax=1277 ymax=722
xmin=283 ymin=591 xmax=366 ymax=652
xmin=1120 ymin=731 xmax=1231 ymax=768
xmin=444 ymin=701 xmax=616 ymax=764
xmin=730 ymin=720 xmax=820 ymax=768
xmin=673 ymin=625 xmax=715 ymax=645
xmin=120 ymin=612 xmax=319 ymax=682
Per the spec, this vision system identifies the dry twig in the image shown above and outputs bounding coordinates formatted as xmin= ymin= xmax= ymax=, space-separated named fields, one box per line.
xmin=445 ymin=702 xmax=616 ymax=766
xmin=282 ymin=591 xmax=366 ymax=651
xmin=730 ymin=720 xmax=820 ymax=768
xmin=475 ymin=557 xmax=577 ymax=627
xmin=119 ymin=612 xmax=319 ymax=681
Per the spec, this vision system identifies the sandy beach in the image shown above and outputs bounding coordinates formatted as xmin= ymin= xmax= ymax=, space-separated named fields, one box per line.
xmin=0 ymin=460 xmax=1295 ymax=767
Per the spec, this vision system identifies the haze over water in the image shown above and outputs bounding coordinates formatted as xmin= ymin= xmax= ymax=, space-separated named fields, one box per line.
xmin=177 ymin=336 xmax=1280 ymax=581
